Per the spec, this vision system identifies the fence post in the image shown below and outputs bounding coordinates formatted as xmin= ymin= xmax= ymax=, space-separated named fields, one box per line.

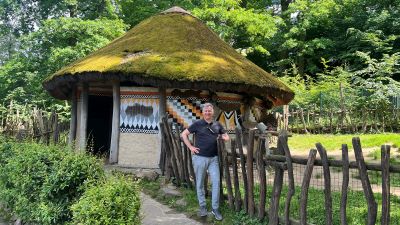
xmin=381 ymin=145 xmax=390 ymax=225
xmin=300 ymin=149 xmax=317 ymax=225
xmin=280 ymin=132 xmax=295 ymax=225
xmin=257 ymin=137 xmax=267 ymax=219
xmin=235 ymin=127 xmax=248 ymax=212
xmin=316 ymin=143 xmax=333 ymax=225
xmin=220 ymin=139 xmax=234 ymax=209
xmin=341 ymin=144 xmax=349 ymax=225
xmin=353 ymin=137 xmax=377 ymax=225
xmin=246 ymin=129 xmax=256 ymax=216
xmin=231 ymin=139 xmax=242 ymax=211
xmin=268 ymin=131 xmax=285 ymax=225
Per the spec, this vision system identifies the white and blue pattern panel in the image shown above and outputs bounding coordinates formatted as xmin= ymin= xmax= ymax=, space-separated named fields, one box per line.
xmin=120 ymin=87 xmax=160 ymax=134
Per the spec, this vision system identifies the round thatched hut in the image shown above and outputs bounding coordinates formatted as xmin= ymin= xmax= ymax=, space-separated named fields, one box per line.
xmin=43 ymin=7 xmax=294 ymax=168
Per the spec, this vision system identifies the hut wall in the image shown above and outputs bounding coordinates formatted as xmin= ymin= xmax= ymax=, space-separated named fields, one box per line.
xmin=117 ymin=87 xmax=266 ymax=168
xmin=119 ymin=87 xmax=160 ymax=168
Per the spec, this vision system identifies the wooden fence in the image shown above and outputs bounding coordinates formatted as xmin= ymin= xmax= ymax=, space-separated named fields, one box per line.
xmin=159 ymin=116 xmax=400 ymax=224
xmin=274 ymin=106 xmax=400 ymax=134
xmin=0 ymin=105 xmax=68 ymax=144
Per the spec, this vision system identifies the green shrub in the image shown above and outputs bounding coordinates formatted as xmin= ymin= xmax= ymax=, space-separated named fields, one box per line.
xmin=71 ymin=175 xmax=141 ymax=225
xmin=0 ymin=140 xmax=104 ymax=224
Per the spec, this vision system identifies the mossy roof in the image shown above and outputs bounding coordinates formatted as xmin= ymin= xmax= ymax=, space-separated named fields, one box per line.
xmin=43 ymin=7 xmax=294 ymax=107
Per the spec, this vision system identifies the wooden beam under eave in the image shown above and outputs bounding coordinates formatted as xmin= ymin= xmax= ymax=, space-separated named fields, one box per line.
xmin=109 ymin=80 xmax=120 ymax=164
xmin=79 ymin=82 xmax=89 ymax=151
xmin=68 ymin=86 xmax=77 ymax=146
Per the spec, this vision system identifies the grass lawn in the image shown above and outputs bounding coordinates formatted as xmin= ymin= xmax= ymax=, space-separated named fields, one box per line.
xmin=287 ymin=133 xmax=400 ymax=153
xmin=138 ymin=179 xmax=400 ymax=225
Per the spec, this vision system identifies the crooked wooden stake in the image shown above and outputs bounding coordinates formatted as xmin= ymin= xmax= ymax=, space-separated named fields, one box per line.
xmin=352 ymin=137 xmax=377 ymax=225
xmin=281 ymin=132 xmax=295 ymax=225
xmin=300 ymin=149 xmax=317 ymax=225
xmin=316 ymin=143 xmax=333 ymax=225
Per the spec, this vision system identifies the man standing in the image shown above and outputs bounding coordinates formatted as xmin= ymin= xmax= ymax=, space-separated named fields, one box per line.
xmin=181 ymin=103 xmax=229 ymax=221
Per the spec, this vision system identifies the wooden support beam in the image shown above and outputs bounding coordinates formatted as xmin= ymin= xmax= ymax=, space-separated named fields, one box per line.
xmin=109 ymin=80 xmax=120 ymax=163
xmin=68 ymin=86 xmax=77 ymax=146
xmin=78 ymin=82 xmax=88 ymax=151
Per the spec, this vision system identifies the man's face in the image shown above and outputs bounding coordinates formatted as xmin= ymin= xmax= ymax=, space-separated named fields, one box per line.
xmin=202 ymin=106 xmax=214 ymax=121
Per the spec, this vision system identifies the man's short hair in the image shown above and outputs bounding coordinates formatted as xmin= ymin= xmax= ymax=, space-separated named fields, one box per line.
xmin=202 ymin=102 xmax=214 ymax=110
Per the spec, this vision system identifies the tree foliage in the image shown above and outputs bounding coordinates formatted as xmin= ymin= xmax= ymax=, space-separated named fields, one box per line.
xmin=0 ymin=0 xmax=399 ymax=118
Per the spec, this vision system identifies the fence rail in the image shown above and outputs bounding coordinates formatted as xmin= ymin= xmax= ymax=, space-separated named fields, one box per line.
xmin=274 ymin=107 xmax=400 ymax=134
xmin=160 ymin=116 xmax=400 ymax=224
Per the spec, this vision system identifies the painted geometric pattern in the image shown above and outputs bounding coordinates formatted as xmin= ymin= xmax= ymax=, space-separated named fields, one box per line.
xmin=120 ymin=95 xmax=160 ymax=134
xmin=167 ymin=96 xmax=244 ymax=133
xmin=166 ymin=97 xmax=206 ymax=128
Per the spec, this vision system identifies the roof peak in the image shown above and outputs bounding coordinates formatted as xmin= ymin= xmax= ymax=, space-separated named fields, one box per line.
xmin=160 ymin=6 xmax=192 ymax=15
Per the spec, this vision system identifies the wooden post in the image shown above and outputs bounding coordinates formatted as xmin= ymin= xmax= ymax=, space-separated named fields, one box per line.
xmin=231 ymin=139 xmax=241 ymax=211
xmin=246 ymin=129 xmax=256 ymax=216
xmin=235 ymin=127 xmax=248 ymax=212
xmin=159 ymin=87 xmax=167 ymax=164
xmin=381 ymin=145 xmax=390 ymax=225
xmin=281 ymin=132 xmax=295 ymax=225
xmin=300 ymin=149 xmax=317 ymax=225
xmin=257 ymin=137 xmax=267 ymax=219
xmin=68 ymin=86 xmax=77 ymax=146
xmin=316 ymin=143 xmax=333 ymax=225
xmin=221 ymin=139 xmax=234 ymax=209
xmin=352 ymin=137 xmax=377 ymax=225
xmin=268 ymin=131 xmax=285 ymax=225
xmin=78 ymin=82 xmax=88 ymax=151
xmin=283 ymin=105 xmax=289 ymax=130
xmin=109 ymin=80 xmax=120 ymax=163
xmin=341 ymin=144 xmax=349 ymax=225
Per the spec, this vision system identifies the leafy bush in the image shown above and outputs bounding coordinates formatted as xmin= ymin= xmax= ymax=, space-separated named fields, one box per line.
xmin=0 ymin=140 xmax=104 ymax=224
xmin=71 ymin=175 xmax=141 ymax=225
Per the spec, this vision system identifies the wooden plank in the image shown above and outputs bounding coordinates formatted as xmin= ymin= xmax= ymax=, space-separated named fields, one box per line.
xmin=300 ymin=149 xmax=317 ymax=225
xmin=280 ymin=132 xmax=295 ymax=225
xmin=68 ymin=86 xmax=77 ymax=146
xmin=235 ymin=127 xmax=248 ymax=212
xmin=246 ymin=129 xmax=256 ymax=216
xmin=381 ymin=145 xmax=390 ymax=225
xmin=268 ymin=132 xmax=285 ymax=225
xmin=257 ymin=137 xmax=267 ymax=219
xmin=109 ymin=80 xmax=120 ymax=163
xmin=231 ymin=139 xmax=241 ymax=211
xmin=340 ymin=144 xmax=349 ymax=225
xmin=352 ymin=137 xmax=377 ymax=225
xmin=221 ymin=139 xmax=234 ymax=209
xmin=316 ymin=143 xmax=333 ymax=225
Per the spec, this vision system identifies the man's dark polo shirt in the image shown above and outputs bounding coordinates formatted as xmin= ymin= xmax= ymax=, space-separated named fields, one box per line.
xmin=188 ymin=119 xmax=226 ymax=157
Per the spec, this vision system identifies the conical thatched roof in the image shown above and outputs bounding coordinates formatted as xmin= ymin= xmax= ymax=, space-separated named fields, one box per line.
xmin=43 ymin=7 xmax=294 ymax=107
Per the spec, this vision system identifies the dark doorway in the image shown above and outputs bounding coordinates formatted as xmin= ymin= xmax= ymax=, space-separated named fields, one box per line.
xmin=87 ymin=95 xmax=113 ymax=158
